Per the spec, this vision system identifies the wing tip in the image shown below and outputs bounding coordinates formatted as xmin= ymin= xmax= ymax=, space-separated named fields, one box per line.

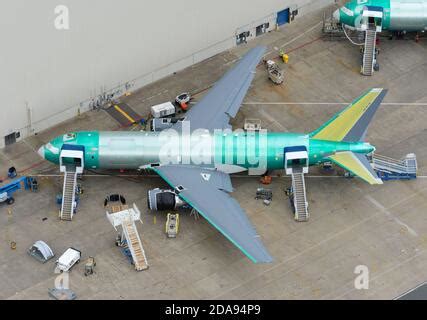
xmin=374 ymin=178 xmax=384 ymax=185
xmin=251 ymin=255 xmax=274 ymax=264
xmin=373 ymin=87 xmax=388 ymax=96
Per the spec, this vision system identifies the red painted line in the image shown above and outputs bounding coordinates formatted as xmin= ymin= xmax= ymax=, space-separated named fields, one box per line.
xmin=284 ymin=36 xmax=322 ymax=54
xmin=256 ymin=36 xmax=323 ymax=66
xmin=18 ymin=160 xmax=46 ymax=174
xmin=0 ymin=160 xmax=46 ymax=182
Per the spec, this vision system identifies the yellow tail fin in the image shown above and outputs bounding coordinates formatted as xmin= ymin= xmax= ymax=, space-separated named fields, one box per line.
xmin=310 ymin=88 xmax=387 ymax=142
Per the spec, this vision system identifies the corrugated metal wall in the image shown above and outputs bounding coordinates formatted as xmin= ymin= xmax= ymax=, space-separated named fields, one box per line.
xmin=0 ymin=0 xmax=332 ymax=147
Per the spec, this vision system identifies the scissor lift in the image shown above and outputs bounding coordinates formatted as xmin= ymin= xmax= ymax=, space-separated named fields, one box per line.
xmin=0 ymin=176 xmax=31 ymax=205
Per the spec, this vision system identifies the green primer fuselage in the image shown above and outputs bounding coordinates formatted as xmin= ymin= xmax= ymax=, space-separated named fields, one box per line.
xmin=337 ymin=0 xmax=427 ymax=32
xmin=42 ymin=131 xmax=375 ymax=171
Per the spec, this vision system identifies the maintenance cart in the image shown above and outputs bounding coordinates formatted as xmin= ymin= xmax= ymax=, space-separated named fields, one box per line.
xmin=265 ymin=60 xmax=284 ymax=84
xmin=84 ymin=256 xmax=96 ymax=276
xmin=166 ymin=213 xmax=180 ymax=238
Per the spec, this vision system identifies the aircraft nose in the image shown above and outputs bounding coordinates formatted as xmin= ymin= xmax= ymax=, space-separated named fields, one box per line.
xmin=37 ymin=145 xmax=45 ymax=159
xmin=333 ymin=9 xmax=340 ymax=22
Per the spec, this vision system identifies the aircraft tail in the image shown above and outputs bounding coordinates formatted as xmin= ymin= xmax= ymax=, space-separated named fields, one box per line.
xmin=310 ymin=88 xmax=387 ymax=142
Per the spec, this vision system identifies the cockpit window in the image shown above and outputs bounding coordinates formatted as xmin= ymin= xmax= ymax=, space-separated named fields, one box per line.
xmin=341 ymin=6 xmax=354 ymax=17
xmin=63 ymin=133 xmax=76 ymax=141
xmin=46 ymin=142 xmax=60 ymax=155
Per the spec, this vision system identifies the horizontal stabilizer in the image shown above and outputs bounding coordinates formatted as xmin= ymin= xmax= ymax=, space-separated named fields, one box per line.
xmin=328 ymin=151 xmax=383 ymax=185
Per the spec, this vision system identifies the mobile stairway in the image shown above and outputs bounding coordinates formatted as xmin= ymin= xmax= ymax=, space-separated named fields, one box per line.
xmin=361 ymin=24 xmax=377 ymax=76
xmin=284 ymin=147 xmax=309 ymax=222
xmin=106 ymin=203 xmax=149 ymax=271
xmin=360 ymin=6 xmax=384 ymax=76
xmin=372 ymin=153 xmax=417 ymax=181
xmin=290 ymin=167 xmax=309 ymax=222
xmin=59 ymin=145 xmax=84 ymax=221
xmin=60 ymin=165 xmax=78 ymax=221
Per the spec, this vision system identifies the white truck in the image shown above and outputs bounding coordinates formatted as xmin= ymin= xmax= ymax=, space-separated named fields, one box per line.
xmin=150 ymin=102 xmax=176 ymax=118
xmin=56 ymin=248 xmax=81 ymax=272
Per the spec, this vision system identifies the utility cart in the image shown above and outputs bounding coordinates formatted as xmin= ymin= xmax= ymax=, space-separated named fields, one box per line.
xmin=84 ymin=256 xmax=96 ymax=276
xmin=165 ymin=213 xmax=180 ymax=238
xmin=265 ymin=60 xmax=284 ymax=84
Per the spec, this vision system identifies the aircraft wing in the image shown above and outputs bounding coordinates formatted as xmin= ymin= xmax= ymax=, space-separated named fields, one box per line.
xmin=152 ymin=165 xmax=273 ymax=263
xmin=328 ymin=151 xmax=383 ymax=185
xmin=173 ymin=46 xmax=266 ymax=132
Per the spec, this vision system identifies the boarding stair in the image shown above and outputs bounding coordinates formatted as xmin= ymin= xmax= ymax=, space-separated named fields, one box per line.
xmin=106 ymin=204 xmax=149 ymax=271
xmin=122 ymin=219 xmax=148 ymax=271
xmin=59 ymin=144 xmax=84 ymax=221
xmin=372 ymin=153 xmax=417 ymax=181
xmin=291 ymin=166 xmax=309 ymax=222
xmin=284 ymin=146 xmax=309 ymax=221
xmin=60 ymin=165 xmax=77 ymax=221
xmin=362 ymin=24 xmax=377 ymax=76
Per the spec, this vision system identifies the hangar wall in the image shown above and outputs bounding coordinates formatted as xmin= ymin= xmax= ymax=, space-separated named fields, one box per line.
xmin=0 ymin=0 xmax=333 ymax=148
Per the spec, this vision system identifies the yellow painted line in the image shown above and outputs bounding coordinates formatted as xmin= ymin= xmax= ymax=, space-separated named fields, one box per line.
xmin=114 ymin=105 xmax=136 ymax=123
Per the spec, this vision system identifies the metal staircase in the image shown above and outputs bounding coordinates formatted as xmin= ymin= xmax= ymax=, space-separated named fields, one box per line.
xmin=372 ymin=153 xmax=417 ymax=181
xmin=106 ymin=204 xmax=149 ymax=271
xmin=362 ymin=25 xmax=377 ymax=76
xmin=291 ymin=166 xmax=309 ymax=222
xmin=59 ymin=144 xmax=84 ymax=221
xmin=122 ymin=219 xmax=148 ymax=271
xmin=60 ymin=165 xmax=77 ymax=221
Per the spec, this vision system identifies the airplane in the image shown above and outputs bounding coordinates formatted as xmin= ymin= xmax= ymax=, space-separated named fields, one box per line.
xmin=38 ymin=46 xmax=387 ymax=263
xmin=333 ymin=0 xmax=427 ymax=33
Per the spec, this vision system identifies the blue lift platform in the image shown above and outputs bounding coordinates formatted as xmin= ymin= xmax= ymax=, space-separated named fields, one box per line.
xmin=0 ymin=176 xmax=34 ymax=205
xmin=372 ymin=153 xmax=417 ymax=181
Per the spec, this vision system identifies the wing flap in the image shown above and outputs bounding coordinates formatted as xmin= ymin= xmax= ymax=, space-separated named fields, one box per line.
xmin=152 ymin=165 xmax=273 ymax=263
xmin=328 ymin=151 xmax=383 ymax=185
xmin=173 ymin=46 xmax=266 ymax=132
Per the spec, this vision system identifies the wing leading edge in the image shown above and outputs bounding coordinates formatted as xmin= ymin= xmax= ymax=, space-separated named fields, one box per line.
xmin=152 ymin=165 xmax=273 ymax=263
